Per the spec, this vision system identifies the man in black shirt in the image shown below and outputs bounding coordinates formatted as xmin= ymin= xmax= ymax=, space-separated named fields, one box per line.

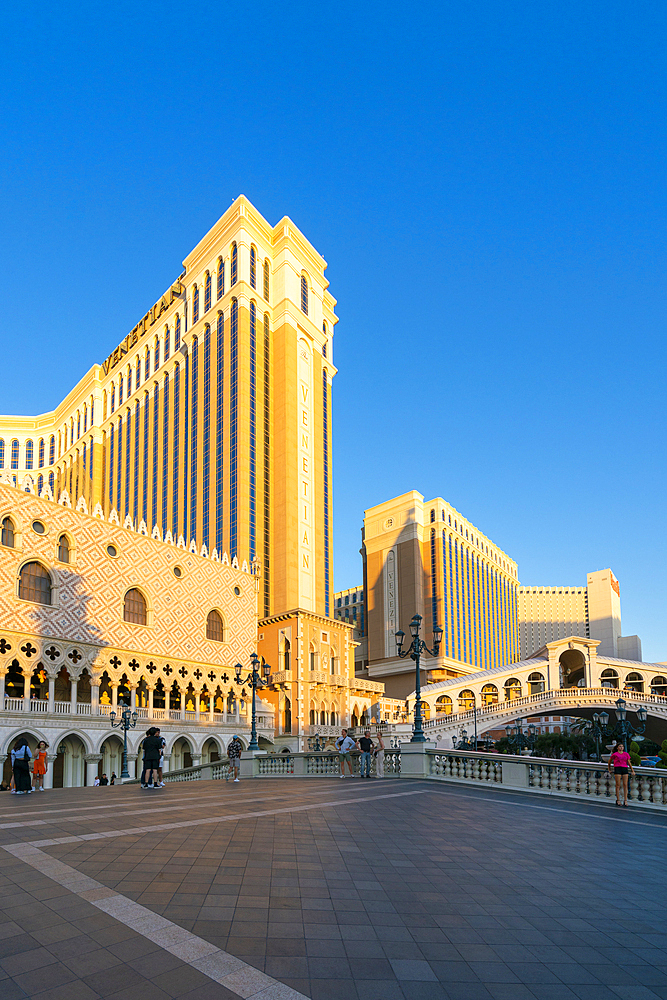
xmin=358 ymin=731 xmax=375 ymax=778
xmin=99 ymin=774 xmax=109 ymax=786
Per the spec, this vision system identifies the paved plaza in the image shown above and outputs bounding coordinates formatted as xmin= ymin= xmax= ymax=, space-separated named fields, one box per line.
xmin=0 ymin=777 xmax=665 ymax=1000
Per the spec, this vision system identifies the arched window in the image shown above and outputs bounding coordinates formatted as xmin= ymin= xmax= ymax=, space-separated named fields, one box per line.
xmin=127 ymin=367 xmax=132 ymax=398
xmin=527 ymin=672 xmax=545 ymax=694
xmin=231 ymin=243 xmax=238 ymax=285
xmin=57 ymin=534 xmax=70 ymax=563
xmin=175 ymin=313 xmax=181 ymax=349
xmin=135 ymin=355 xmax=141 ymax=388
xmin=204 ymin=272 xmax=211 ymax=313
xmin=123 ymin=588 xmax=147 ymax=625
xmin=263 ymin=259 xmax=269 ymax=300
xmin=309 ymin=644 xmax=317 ymax=670
xmin=154 ymin=336 xmax=160 ymax=371
xmin=0 ymin=439 xmax=4 ymax=468
xmin=25 ymin=440 xmax=33 ymax=470
xmin=217 ymin=257 xmax=224 ymax=300
xmin=481 ymin=683 xmax=499 ymax=705
xmin=48 ymin=471 xmax=54 ymax=493
xmin=144 ymin=347 xmax=151 ymax=379
xmin=301 ymin=275 xmax=308 ymax=315
xmin=430 ymin=508 xmax=435 ymax=523
xmin=458 ymin=689 xmax=475 ymax=712
xmin=650 ymin=676 xmax=667 ymax=696
xmin=18 ymin=562 xmax=51 ymax=605
xmin=119 ymin=376 xmax=124 ymax=405
xmin=192 ymin=284 xmax=200 ymax=324
xmin=10 ymin=440 xmax=19 ymax=469
xmin=37 ymin=474 xmax=43 ymax=494
xmin=283 ymin=638 xmax=291 ymax=672
xmin=436 ymin=695 xmax=453 ymax=715
xmin=164 ymin=326 xmax=170 ymax=362
xmin=600 ymin=668 xmax=619 ymax=689
xmin=1 ymin=517 xmax=15 ymax=547
xmin=504 ymin=678 xmax=522 ymax=701
xmin=206 ymin=609 xmax=224 ymax=642
xmin=624 ymin=672 xmax=644 ymax=692
xmin=48 ymin=436 xmax=55 ymax=466
xmin=250 ymin=246 xmax=256 ymax=289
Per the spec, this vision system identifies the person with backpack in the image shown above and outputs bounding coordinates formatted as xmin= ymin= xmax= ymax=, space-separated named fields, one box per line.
xmin=227 ymin=736 xmax=243 ymax=781
xmin=11 ymin=738 xmax=32 ymax=794
xmin=141 ymin=728 xmax=162 ymax=789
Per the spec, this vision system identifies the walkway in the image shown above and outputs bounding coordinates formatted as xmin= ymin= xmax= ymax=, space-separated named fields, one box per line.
xmin=0 ymin=777 xmax=665 ymax=1000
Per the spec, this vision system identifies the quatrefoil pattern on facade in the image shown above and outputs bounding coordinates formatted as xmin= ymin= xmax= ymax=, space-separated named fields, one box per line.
xmin=110 ymin=656 xmax=122 ymax=669
xmin=193 ymin=669 xmax=202 ymax=681
xmin=178 ymin=666 xmax=188 ymax=678
xmin=44 ymin=645 xmax=60 ymax=661
xmin=146 ymin=661 xmax=157 ymax=674
xmin=207 ymin=671 xmax=216 ymax=683
xmin=221 ymin=672 xmax=229 ymax=684
xmin=163 ymin=664 xmax=172 ymax=676
xmin=128 ymin=659 xmax=140 ymax=672
xmin=21 ymin=642 xmax=37 ymax=658
xmin=0 ymin=639 xmax=12 ymax=654
xmin=68 ymin=649 xmax=82 ymax=664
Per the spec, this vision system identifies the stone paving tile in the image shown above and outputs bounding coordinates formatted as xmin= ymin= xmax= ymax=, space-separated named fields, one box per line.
xmin=0 ymin=778 xmax=665 ymax=1000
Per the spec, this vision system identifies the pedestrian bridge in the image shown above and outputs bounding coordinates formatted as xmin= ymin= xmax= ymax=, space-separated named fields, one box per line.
xmin=405 ymin=635 xmax=667 ymax=745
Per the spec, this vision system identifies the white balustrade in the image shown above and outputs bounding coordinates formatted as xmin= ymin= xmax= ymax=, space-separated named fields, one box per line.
xmin=4 ymin=697 xmax=24 ymax=712
xmin=54 ymin=701 xmax=71 ymax=714
xmin=29 ymin=699 xmax=49 ymax=713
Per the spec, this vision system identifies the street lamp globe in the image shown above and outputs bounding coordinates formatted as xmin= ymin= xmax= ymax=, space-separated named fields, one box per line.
xmin=409 ymin=615 xmax=421 ymax=638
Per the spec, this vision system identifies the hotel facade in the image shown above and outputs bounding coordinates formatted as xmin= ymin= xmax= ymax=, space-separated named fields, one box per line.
xmin=0 ymin=198 xmax=385 ymax=783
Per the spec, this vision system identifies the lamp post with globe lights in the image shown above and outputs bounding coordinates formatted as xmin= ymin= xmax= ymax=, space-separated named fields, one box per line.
xmin=395 ymin=615 xmax=442 ymax=743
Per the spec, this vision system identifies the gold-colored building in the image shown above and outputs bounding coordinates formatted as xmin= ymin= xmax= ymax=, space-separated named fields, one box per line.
xmin=0 ymin=195 xmax=337 ymax=621
xmin=361 ymin=491 xmax=520 ymax=697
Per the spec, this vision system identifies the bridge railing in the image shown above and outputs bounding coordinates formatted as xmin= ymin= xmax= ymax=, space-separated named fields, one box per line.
xmin=422 ymin=686 xmax=667 ymax=731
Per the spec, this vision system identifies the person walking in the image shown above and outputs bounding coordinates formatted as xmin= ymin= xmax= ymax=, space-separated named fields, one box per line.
xmin=11 ymin=738 xmax=32 ymax=794
xmin=374 ymin=730 xmax=385 ymax=779
xmin=32 ymin=741 xmax=49 ymax=791
xmin=227 ymin=735 xmax=242 ymax=781
xmin=141 ymin=728 xmax=162 ymax=789
xmin=358 ymin=730 xmax=374 ymax=778
xmin=335 ymin=729 xmax=356 ymax=778
xmin=608 ymin=742 xmax=635 ymax=807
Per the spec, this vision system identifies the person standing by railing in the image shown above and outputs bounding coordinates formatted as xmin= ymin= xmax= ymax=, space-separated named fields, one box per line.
xmin=227 ymin=735 xmax=242 ymax=782
xmin=374 ymin=731 xmax=385 ymax=779
xmin=608 ymin=742 xmax=635 ymax=807
xmin=358 ymin=730 xmax=374 ymax=778
xmin=335 ymin=729 xmax=356 ymax=778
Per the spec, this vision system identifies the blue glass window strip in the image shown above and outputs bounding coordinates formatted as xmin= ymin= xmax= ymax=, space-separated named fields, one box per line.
xmin=119 ymin=377 xmax=123 ymax=406
xmin=39 ymin=439 xmax=45 ymax=469
xmin=430 ymin=530 xmax=438 ymax=636
xmin=205 ymin=274 xmax=211 ymax=313
xmin=161 ymin=374 xmax=169 ymax=533
xmin=323 ymin=369 xmax=330 ymax=617
xmin=190 ymin=337 xmax=199 ymax=545
xmin=193 ymin=286 xmax=199 ymax=325
xmin=231 ymin=244 xmax=238 ymax=285
xmin=136 ymin=357 xmax=141 ymax=388
xmin=263 ymin=260 xmax=269 ymax=301
xmin=215 ymin=312 xmax=224 ymax=554
xmin=108 ymin=426 xmax=114 ymax=507
xmin=449 ymin=536 xmax=455 ymax=660
xmin=131 ymin=401 xmax=139 ymax=522
xmin=229 ymin=300 xmax=238 ymax=557
xmin=442 ymin=533 xmax=449 ymax=658
xmin=461 ymin=544 xmax=467 ymax=663
xmin=164 ymin=328 xmax=170 ymax=362
xmin=301 ymin=275 xmax=308 ymax=315
xmin=77 ymin=414 xmax=80 ymax=439
xmin=182 ymin=354 xmax=189 ymax=541
xmin=111 ymin=386 xmax=116 ymax=412
xmin=454 ymin=539 xmax=460 ymax=660
xmin=263 ymin=314 xmax=271 ymax=617
xmin=142 ymin=394 xmax=149 ymax=523
xmin=82 ymin=443 xmax=86 ymax=474
xmin=49 ymin=437 xmax=55 ymax=466
xmin=175 ymin=315 xmax=181 ymax=349
xmin=250 ymin=247 xmax=256 ymax=289
xmin=116 ymin=417 xmax=122 ymax=514
xmin=202 ymin=325 xmax=211 ymax=552
xmin=172 ymin=364 xmax=180 ymax=537
xmin=37 ymin=474 xmax=43 ymax=494
xmin=145 ymin=349 xmax=150 ymax=379
xmin=25 ymin=440 xmax=33 ymax=469
xmin=125 ymin=409 xmax=131 ymax=519
xmin=155 ymin=338 xmax=160 ymax=371
xmin=89 ymin=436 xmax=93 ymax=479
xmin=470 ymin=550 xmax=476 ymax=665
xmin=49 ymin=471 xmax=54 ymax=494
xmin=128 ymin=370 xmax=132 ymax=398
xmin=84 ymin=410 xmax=87 ymax=433
xmin=217 ymin=260 xmax=224 ymax=300
xmin=152 ymin=383 xmax=159 ymax=529
xmin=249 ymin=303 xmax=256 ymax=561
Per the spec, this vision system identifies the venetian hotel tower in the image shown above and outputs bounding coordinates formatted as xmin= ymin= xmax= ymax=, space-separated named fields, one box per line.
xmin=0 ymin=196 xmax=338 ymax=621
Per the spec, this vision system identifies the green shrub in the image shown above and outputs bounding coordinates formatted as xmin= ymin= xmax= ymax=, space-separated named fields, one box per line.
xmin=658 ymin=738 xmax=667 ymax=769
xmin=629 ymin=741 xmax=641 ymax=767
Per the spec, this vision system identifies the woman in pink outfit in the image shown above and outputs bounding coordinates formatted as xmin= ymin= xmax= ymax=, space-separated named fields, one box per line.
xmin=608 ymin=742 xmax=635 ymax=807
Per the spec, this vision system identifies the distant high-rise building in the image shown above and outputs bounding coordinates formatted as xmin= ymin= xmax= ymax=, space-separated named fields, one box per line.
xmin=518 ymin=569 xmax=641 ymax=660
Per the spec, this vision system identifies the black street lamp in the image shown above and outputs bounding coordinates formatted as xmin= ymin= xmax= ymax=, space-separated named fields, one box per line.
xmin=505 ymin=720 xmax=537 ymax=754
xmin=588 ymin=711 xmax=613 ymax=760
xmin=395 ymin=614 xmax=442 ymax=743
xmin=235 ymin=653 xmax=271 ymax=752
xmin=110 ymin=704 xmax=138 ymax=779
xmin=612 ymin=697 xmax=647 ymax=751
xmin=455 ymin=728 xmax=474 ymax=750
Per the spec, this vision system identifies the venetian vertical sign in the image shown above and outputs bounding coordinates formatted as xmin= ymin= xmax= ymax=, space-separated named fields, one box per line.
xmin=298 ymin=340 xmax=315 ymax=610
xmin=384 ymin=547 xmax=399 ymax=657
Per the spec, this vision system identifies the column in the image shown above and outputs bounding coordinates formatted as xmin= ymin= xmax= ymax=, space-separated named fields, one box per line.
xmin=48 ymin=676 xmax=56 ymax=713
xmin=148 ymin=687 xmax=154 ymax=716
xmin=23 ymin=681 xmax=31 ymax=713
xmin=130 ymin=686 xmax=137 ymax=712
xmin=209 ymin=696 xmax=215 ymax=723
xmin=223 ymin=696 xmax=227 ymax=724
xmin=235 ymin=699 xmax=240 ymax=725
xmin=43 ymin=754 xmax=58 ymax=789
xmin=191 ymin=753 xmax=202 ymax=767
xmin=180 ymin=692 xmax=186 ymax=719
xmin=161 ymin=753 xmax=170 ymax=774
xmin=70 ymin=677 xmax=78 ymax=716
xmin=194 ymin=691 xmax=201 ymax=724
xmin=0 ymin=670 xmax=6 ymax=704
xmin=91 ymin=681 xmax=100 ymax=713
xmin=111 ymin=684 xmax=118 ymax=709
xmin=85 ymin=754 xmax=102 ymax=786
xmin=125 ymin=754 xmax=138 ymax=780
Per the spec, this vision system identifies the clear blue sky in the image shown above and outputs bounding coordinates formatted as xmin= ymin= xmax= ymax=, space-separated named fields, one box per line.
xmin=2 ymin=3 xmax=666 ymax=659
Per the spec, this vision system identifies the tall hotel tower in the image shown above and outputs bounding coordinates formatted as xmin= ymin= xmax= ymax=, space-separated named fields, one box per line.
xmin=0 ymin=197 xmax=337 ymax=620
